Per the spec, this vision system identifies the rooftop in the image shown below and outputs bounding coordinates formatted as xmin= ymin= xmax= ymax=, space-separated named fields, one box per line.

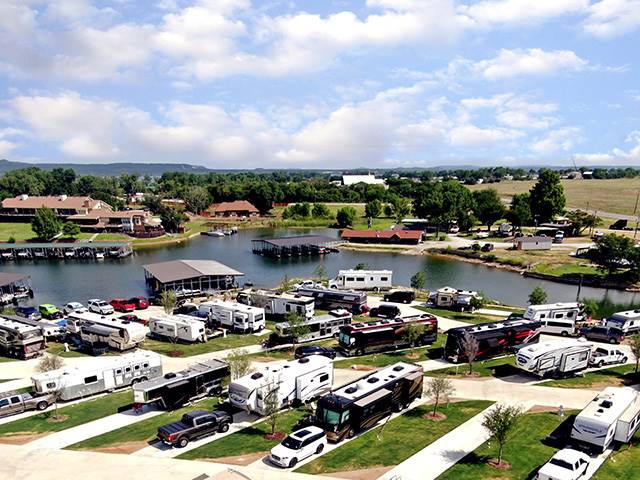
xmin=143 ymin=259 xmax=243 ymax=283
xmin=342 ymin=174 xmax=385 ymax=186
xmin=340 ymin=229 xmax=422 ymax=240
xmin=211 ymin=200 xmax=259 ymax=213
xmin=1 ymin=195 xmax=106 ymax=210
xmin=252 ymin=235 xmax=338 ymax=247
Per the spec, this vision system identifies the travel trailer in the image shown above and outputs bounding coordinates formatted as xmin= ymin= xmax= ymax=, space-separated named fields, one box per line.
xmin=516 ymin=339 xmax=592 ymax=377
xmin=328 ymin=270 xmax=392 ymax=292
xmin=444 ymin=319 xmax=541 ymax=363
xmin=4 ymin=315 xmax=65 ymax=340
xmin=571 ymin=387 xmax=640 ymax=452
xmin=523 ymin=303 xmax=585 ymax=336
xmin=337 ymin=314 xmax=437 ymax=356
xmin=270 ymin=309 xmax=353 ymax=345
xmin=429 ymin=286 xmax=481 ymax=311
xmin=295 ymin=287 xmax=368 ymax=314
xmin=198 ymin=300 xmax=265 ymax=333
xmin=236 ymin=289 xmax=315 ymax=319
xmin=315 ymin=362 xmax=424 ymax=442
xmin=66 ymin=311 xmax=148 ymax=350
xmin=148 ymin=315 xmax=207 ymax=343
xmin=229 ymin=356 xmax=333 ymax=415
xmin=31 ymin=351 xmax=162 ymax=401
xmin=133 ymin=359 xmax=229 ymax=410
xmin=0 ymin=317 xmax=45 ymax=359
xmin=605 ymin=310 xmax=640 ymax=334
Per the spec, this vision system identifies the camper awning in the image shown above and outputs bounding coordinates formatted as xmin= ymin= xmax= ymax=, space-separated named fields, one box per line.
xmin=354 ymin=388 xmax=392 ymax=408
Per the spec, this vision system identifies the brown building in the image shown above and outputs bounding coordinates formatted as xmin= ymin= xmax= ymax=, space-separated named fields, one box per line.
xmin=1 ymin=194 xmax=110 ymax=218
xmin=340 ymin=229 xmax=423 ymax=245
xmin=210 ymin=200 xmax=259 ymax=218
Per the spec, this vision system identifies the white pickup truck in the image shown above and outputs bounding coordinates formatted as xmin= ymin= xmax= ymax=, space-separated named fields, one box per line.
xmin=588 ymin=346 xmax=628 ymax=368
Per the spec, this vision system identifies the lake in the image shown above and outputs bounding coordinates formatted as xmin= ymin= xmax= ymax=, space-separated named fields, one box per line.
xmin=2 ymin=228 xmax=639 ymax=308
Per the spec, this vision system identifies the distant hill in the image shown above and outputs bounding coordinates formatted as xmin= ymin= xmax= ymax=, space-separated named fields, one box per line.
xmin=0 ymin=159 xmax=213 ymax=176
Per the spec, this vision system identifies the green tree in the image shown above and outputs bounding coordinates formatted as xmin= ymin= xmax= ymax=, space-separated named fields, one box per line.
xmin=365 ymin=199 xmax=382 ymax=218
xmin=264 ymin=384 xmax=281 ymax=435
xmin=383 ymin=204 xmax=394 ymax=217
xmin=425 ymin=375 xmax=455 ymax=417
xmin=284 ymin=312 xmax=310 ymax=346
xmin=402 ymin=323 xmax=426 ymax=347
xmin=472 ymin=189 xmax=505 ymax=231
xmin=529 ymin=170 xmax=566 ymax=223
xmin=354 ymin=262 xmax=369 ymax=270
xmin=591 ymin=234 xmax=635 ymax=276
xmin=160 ymin=289 xmax=177 ymax=315
xmin=630 ymin=336 xmax=640 ymax=374
xmin=159 ymin=206 xmax=187 ymax=233
xmin=507 ymin=193 xmax=533 ymax=229
xmin=410 ymin=271 xmax=426 ymax=293
xmin=311 ymin=203 xmax=331 ymax=218
xmin=314 ymin=264 xmax=327 ymax=283
xmin=565 ymin=209 xmax=602 ymax=236
xmin=31 ymin=207 xmax=62 ymax=240
xmin=278 ymin=274 xmax=294 ymax=293
xmin=482 ymin=404 xmax=524 ymax=467
xmin=581 ymin=298 xmax=599 ymax=319
xmin=336 ymin=206 xmax=357 ymax=228
xmin=389 ymin=196 xmax=412 ymax=223
xmin=62 ymin=222 xmax=81 ymax=239
xmin=528 ymin=286 xmax=548 ymax=305
xmin=413 ymin=181 xmax=475 ymax=230
xmin=183 ymin=186 xmax=211 ymax=214
xmin=227 ymin=348 xmax=252 ymax=380
xmin=469 ymin=295 xmax=485 ymax=311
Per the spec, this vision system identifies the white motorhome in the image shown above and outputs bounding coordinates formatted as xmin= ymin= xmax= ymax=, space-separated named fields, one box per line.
xmin=606 ymin=310 xmax=640 ymax=334
xmin=524 ymin=302 xmax=585 ymax=336
xmin=328 ymin=270 xmax=392 ymax=292
xmin=516 ymin=339 xmax=592 ymax=377
xmin=199 ymin=300 xmax=266 ymax=333
xmin=236 ymin=289 xmax=315 ymax=319
xmin=228 ymin=356 xmax=333 ymax=415
xmin=31 ymin=351 xmax=163 ymax=401
xmin=571 ymin=387 xmax=640 ymax=452
xmin=148 ymin=315 xmax=207 ymax=343
xmin=66 ymin=311 xmax=148 ymax=350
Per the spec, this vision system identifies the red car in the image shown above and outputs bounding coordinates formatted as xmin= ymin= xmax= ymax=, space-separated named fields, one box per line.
xmin=110 ymin=298 xmax=136 ymax=313
xmin=119 ymin=314 xmax=147 ymax=326
xmin=128 ymin=297 xmax=149 ymax=310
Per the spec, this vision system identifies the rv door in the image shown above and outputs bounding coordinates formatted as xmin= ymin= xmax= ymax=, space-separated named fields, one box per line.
xmin=103 ymin=369 xmax=116 ymax=390
xmin=114 ymin=367 xmax=124 ymax=386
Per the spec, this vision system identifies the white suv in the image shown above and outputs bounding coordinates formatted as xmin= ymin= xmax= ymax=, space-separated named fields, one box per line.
xmin=269 ymin=426 xmax=327 ymax=468
xmin=63 ymin=302 xmax=87 ymax=315
xmin=537 ymin=449 xmax=590 ymax=480
xmin=87 ymin=299 xmax=114 ymax=315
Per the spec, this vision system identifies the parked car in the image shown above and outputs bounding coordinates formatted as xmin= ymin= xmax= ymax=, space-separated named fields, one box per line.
xmin=293 ymin=280 xmax=322 ymax=291
xmin=87 ymin=299 xmax=114 ymax=315
xmin=110 ymin=298 xmax=136 ymax=313
xmin=173 ymin=303 xmax=199 ymax=316
xmin=15 ymin=306 xmax=41 ymax=321
xmin=383 ymin=290 xmax=416 ymax=304
xmin=63 ymin=302 xmax=87 ymax=315
xmin=589 ymin=346 xmax=628 ymax=368
xmin=368 ymin=304 xmax=401 ymax=319
xmin=38 ymin=304 xmax=63 ymax=320
xmin=269 ymin=426 xmax=327 ymax=468
xmin=128 ymin=297 xmax=149 ymax=310
xmin=157 ymin=410 xmax=232 ymax=448
xmin=579 ymin=326 xmax=625 ymax=344
xmin=481 ymin=243 xmax=494 ymax=252
xmin=119 ymin=314 xmax=146 ymax=325
xmin=294 ymin=345 xmax=337 ymax=360
xmin=536 ymin=448 xmax=589 ymax=480
xmin=0 ymin=392 xmax=54 ymax=418
xmin=449 ymin=225 xmax=460 ymax=234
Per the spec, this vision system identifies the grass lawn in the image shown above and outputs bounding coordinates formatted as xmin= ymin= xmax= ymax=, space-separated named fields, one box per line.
xmin=439 ymin=411 xmax=577 ymax=480
xmin=416 ymin=306 xmax=505 ymax=325
xmin=177 ymin=407 xmax=309 ymax=460
xmin=0 ymin=222 xmax=38 ymax=242
xmin=297 ymin=400 xmax=493 ymax=475
xmin=249 ymin=339 xmax=338 ymax=362
xmin=141 ymin=332 xmax=264 ymax=357
xmin=270 ymin=203 xmax=396 ymax=230
xmin=543 ymin=364 xmax=640 ymax=389
xmin=429 ymin=355 xmax=518 ymax=378
xmin=0 ymin=390 xmax=132 ymax=436
xmin=46 ymin=341 xmax=93 ymax=358
xmin=66 ymin=397 xmax=219 ymax=451
xmin=594 ymin=430 xmax=640 ymax=479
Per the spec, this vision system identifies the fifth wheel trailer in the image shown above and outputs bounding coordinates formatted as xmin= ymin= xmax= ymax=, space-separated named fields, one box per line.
xmin=148 ymin=315 xmax=207 ymax=343
xmin=0 ymin=317 xmax=45 ymax=359
xmin=515 ymin=339 xmax=592 ymax=377
xmin=198 ymin=300 xmax=266 ymax=332
xmin=236 ymin=289 xmax=315 ymax=319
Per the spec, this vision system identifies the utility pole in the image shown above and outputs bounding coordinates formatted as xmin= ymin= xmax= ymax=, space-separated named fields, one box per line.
xmin=634 ymin=191 xmax=640 ymax=215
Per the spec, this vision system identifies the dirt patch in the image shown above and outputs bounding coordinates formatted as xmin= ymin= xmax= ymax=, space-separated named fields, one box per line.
xmin=527 ymin=405 xmax=561 ymax=413
xmin=0 ymin=432 xmax=49 ymax=445
xmin=252 ymin=356 xmax=282 ymax=363
xmin=90 ymin=441 xmax=150 ymax=455
xmin=405 ymin=353 xmax=421 ymax=360
xmin=329 ymin=466 xmax=394 ymax=480
xmin=208 ymin=451 xmax=268 ymax=466
xmin=488 ymin=459 xmax=511 ymax=470
xmin=47 ymin=414 xmax=69 ymax=423
xmin=168 ymin=351 xmax=185 ymax=357
xmin=423 ymin=411 xmax=447 ymax=421
xmin=264 ymin=432 xmax=286 ymax=441
xmin=349 ymin=365 xmax=377 ymax=371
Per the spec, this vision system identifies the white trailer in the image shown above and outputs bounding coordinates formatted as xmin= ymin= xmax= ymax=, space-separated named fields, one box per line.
xmin=228 ymin=356 xmax=333 ymax=415
xmin=523 ymin=302 xmax=585 ymax=336
xmin=199 ymin=300 xmax=266 ymax=333
xmin=329 ymin=269 xmax=392 ymax=292
xmin=605 ymin=309 xmax=640 ymax=334
xmin=31 ymin=351 xmax=163 ymax=401
xmin=515 ymin=339 xmax=592 ymax=377
xmin=236 ymin=289 xmax=315 ymax=319
xmin=66 ymin=311 xmax=148 ymax=350
xmin=148 ymin=315 xmax=207 ymax=343
xmin=571 ymin=387 xmax=640 ymax=452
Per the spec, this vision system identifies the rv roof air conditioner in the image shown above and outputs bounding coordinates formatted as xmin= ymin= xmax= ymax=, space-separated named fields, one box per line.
xmin=367 ymin=377 xmax=380 ymax=384
xmin=298 ymin=358 xmax=310 ymax=364
xmin=250 ymin=372 xmax=264 ymax=380
xmin=345 ymin=386 xmax=358 ymax=394
xmin=392 ymin=365 xmax=404 ymax=372
xmin=600 ymin=400 xmax=613 ymax=408
xmin=165 ymin=372 xmax=177 ymax=379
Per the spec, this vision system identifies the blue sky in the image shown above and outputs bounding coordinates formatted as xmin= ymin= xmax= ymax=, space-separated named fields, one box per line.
xmin=0 ymin=0 xmax=638 ymax=168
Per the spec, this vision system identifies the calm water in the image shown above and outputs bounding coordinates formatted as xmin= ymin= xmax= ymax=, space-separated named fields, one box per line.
xmin=3 ymin=228 xmax=639 ymax=308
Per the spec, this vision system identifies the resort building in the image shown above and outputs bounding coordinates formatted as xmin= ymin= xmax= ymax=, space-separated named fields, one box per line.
xmin=340 ymin=229 xmax=423 ymax=245
xmin=210 ymin=200 xmax=260 ymax=218
xmin=514 ymin=236 xmax=553 ymax=251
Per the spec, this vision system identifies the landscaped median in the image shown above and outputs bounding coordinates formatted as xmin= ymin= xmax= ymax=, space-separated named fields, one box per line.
xmin=429 ymin=355 xmax=519 ymax=378
xmin=66 ymin=398 xmax=219 ymax=453
xmin=542 ymin=364 xmax=640 ymax=389
xmin=295 ymin=400 xmax=493 ymax=475
xmin=438 ymin=410 xmax=577 ymax=480
xmin=416 ymin=306 xmax=508 ymax=325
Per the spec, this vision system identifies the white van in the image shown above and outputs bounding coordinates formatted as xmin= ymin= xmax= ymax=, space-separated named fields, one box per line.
xmin=524 ymin=303 xmax=584 ymax=336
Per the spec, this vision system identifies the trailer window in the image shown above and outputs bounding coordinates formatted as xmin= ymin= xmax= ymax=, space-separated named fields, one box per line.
xmin=356 ymin=277 xmax=365 ymax=282
xmin=380 ymin=277 xmax=388 ymax=281
xmin=346 ymin=277 xmax=355 ymax=282
xmin=116 ymin=369 xmax=122 ymax=374
xmin=125 ymin=367 xmax=131 ymax=372
xmin=567 ymin=311 xmax=575 ymax=317
xmin=46 ymin=382 xmax=56 ymax=389
xmin=143 ymin=363 xmax=149 ymax=368
xmin=84 ymin=375 xmax=98 ymax=384
xmin=319 ymin=373 xmax=329 ymax=383
xmin=555 ymin=313 xmax=564 ymax=319
xmin=134 ymin=365 xmax=140 ymax=370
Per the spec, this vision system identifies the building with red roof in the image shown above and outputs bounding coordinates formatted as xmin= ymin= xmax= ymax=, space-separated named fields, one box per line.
xmin=210 ymin=200 xmax=260 ymax=218
xmin=340 ymin=229 xmax=423 ymax=245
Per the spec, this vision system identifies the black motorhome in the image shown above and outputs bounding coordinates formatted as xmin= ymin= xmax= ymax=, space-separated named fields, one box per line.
xmin=315 ymin=362 xmax=423 ymax=442
xmin=337 ymin=314 xmax=437 ymax=356
xmin=444 ymin=318 xmax=541 ymax=363
xmin=295 ymin=287 xmax=368 ymax=314
xmin=133 ymin=359 xmax=229 ymax=409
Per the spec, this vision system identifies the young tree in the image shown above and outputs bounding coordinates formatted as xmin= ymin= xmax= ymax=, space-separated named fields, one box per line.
xmin=528 ymin=286 xmax=547 ymax=305
xmin=278 ymin=274 xmax=294 ymax=292
xmin=311 ymin=203 xmax=331 ymax=218
xmin=62 ymin=222 xmax=81 ymax=239
xmin=31 ymin=207 xmax=62 ymax=240
xmin=264 ymin=384 xmax=281 ymax=436
xmin=365 ymin=199 xmax=382 ymax=218
xmin=314 ymin=264 xmax=327 ymax=283
xmin=183 ymin=186 xmax=211 ymax=214
xmin=410 ymin=271 xmax=426 ymax=293
xmin=482 ymin=404 xmax=524 ymax=467
xmin=354 ymin=262 xmax=369 ymax=270
xmin=469 ymin=295 xmax=486 ymax=312
xmin=461 ymin=331 xmax=479 ymax=375
xmin=284 ymin=312 xmax=310 ymax=347
xmin=472 ymin=189 xmax=506 ymax=231
xmin=36 ymin=353 xmax=64 ymax=373
xmin=160 ymin=289 xmax=177 ymax=315
xmin=402 ymin=323 xmax=426 ymax=347
xmin=336 ymin=206 xmax=357 ymax=228
xmin=630 ymin=335 xmax=640 ymax=374
xmin=529 ymin=170 xmax=566 ymax=223
xmin=507 ymin=193 xmax=533 ymax=229
xmin=227 ymin=348 xmax=252 ymax=380
xmin=425 ymin=376 xmax=455 ymax=416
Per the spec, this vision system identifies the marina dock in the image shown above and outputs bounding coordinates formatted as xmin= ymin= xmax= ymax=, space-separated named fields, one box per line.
xmin=0 ymin=242 xmax=133 ymax=260
xmin=251 ymin=235 xmax=340 ymax=258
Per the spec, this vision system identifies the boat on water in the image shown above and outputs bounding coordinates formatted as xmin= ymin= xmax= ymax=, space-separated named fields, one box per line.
xmin=95 ymin=252 xmax=105 ymax=260
xmin=203 ymin=230 xmax=226 ymax=237
xmin=16 ymin=251 xmax=31 ymax=259
xmin=64 ymin=250 xmax=75 ymax=258
xmin=1 ymin=252 xmax=14 ymax=260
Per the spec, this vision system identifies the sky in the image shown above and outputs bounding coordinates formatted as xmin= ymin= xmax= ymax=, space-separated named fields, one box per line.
xmin=0 ymin=0 xmax=638 ymax=169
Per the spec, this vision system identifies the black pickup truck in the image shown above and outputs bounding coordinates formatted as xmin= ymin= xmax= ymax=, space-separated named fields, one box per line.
xmin=157 ymin=410 xmax=232 ymax=448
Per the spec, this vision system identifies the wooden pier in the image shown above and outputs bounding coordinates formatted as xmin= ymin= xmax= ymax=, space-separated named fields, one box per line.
xmin=0 ymin=242 xmax=133 ymax=261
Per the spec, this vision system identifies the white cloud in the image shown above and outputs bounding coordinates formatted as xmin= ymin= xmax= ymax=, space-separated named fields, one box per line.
xmin=530 ymin=127 xmax=581 ymax=154
xmin=583 ymin=0 xmax=640 ymax=38
xmin=458 ymin=0 xmax=588 ymax=27
xmin=449 ymin=124 xmax=523 ymax=147
xmin=473 ymin=49 xmax=587 ymax=80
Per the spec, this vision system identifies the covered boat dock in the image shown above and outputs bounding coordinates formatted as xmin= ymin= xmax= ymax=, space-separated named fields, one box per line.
xmin=0 ymin=242 xmax=132 ymax=260
xmin=143 ymin=259 xmax=244 ymax=294
xmin=251 ymin=235 xmax=340 ymax=258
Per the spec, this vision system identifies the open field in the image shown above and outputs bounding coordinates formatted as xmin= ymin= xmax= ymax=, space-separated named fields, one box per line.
xmin=438 ymin=411 xmax=576 ymax=480
xmin=0 ymin=390 xmax=132 ymax=436
xmin=297 ymin=400 xmax=493 ymax=474
xmin=467 ymin=178 xmax=640 ymax=217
